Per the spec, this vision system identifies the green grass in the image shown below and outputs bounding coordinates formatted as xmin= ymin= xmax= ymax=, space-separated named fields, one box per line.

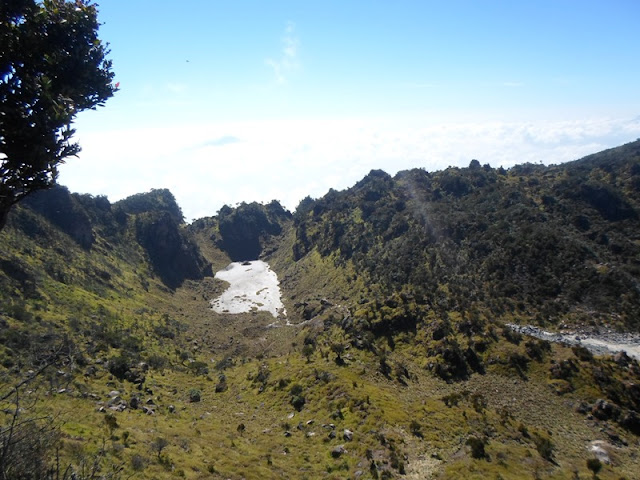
xmin=2 ymin=197 xmax=640 ymax=479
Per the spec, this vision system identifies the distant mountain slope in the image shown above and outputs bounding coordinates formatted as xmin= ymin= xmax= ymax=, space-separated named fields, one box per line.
xmin=2 ymin=141 xmax=640 ymax=479
xmin=291 ymin=140 xmax=640 ymax=332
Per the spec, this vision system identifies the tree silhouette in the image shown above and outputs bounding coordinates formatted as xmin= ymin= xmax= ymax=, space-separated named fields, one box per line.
xmin=0 ymin=0 xmax=116 ymax=230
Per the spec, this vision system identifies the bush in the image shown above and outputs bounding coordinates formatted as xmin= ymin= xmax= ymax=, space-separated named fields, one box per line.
xmin=147 ymin=353 xmax=168 ymax=370
xmin=131 ymin=454 xmax=147 ymax=471
xmin=586 ymin=457 xmax=602 ymax=477
xmin=466 ymin=436 xmax=487 ymax=459
xmin=188 ymin=361 xmax=209 ymax=376
xmin=108 ymin=354 xmax=134 ymax=380
xmin=409 ymin=420 xmax=423 ymax=438
xmin=189 ymin=389 xmax=201 ymax=403
xmin=291 ymin=395 xmax=306 ymax=411
xmin=533 ymin=432 xmax=554 ymax=462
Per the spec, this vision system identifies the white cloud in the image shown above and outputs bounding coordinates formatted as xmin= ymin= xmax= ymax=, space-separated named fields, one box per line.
xmin=59 ymin=115 xmax=640 ymax=222
xmin=265 ymin=22 xmax=299 ymax=84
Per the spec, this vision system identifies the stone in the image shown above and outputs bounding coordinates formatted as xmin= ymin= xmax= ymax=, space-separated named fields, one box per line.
xmin=589 ymin=440 xmax=612 ymax=464
xmin=591 ymin=399 xmax=620 ymax=420
xmin=343 ymin=429 xmax=354 ymax=441
xmin=331 ymin=445 xmax=347 ymax=458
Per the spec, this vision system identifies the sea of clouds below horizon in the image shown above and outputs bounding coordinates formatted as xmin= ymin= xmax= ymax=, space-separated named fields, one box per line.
xmin=60 ymin=115 xmax=640 ymax=221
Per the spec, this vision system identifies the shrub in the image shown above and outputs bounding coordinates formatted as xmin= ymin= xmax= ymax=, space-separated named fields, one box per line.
xmin=188 ymin=361 xmax=209 ymax=376
xmin=147 ymin=353 xmax=168 ymax=370
xmin=291 ymin=395 xmax=306 ymax=411
xmin=108 ymin=354 xmax=133 ymax=380
xmin=502 ymin=327 xmax=522 ymax=345
xmin=189 ymin=389 xmax=201 ymax=403
xmin=131 ymin=454 xmax=147 ymax=471
xmin=586 ymin=458 xmax=602 ymax=477
xmin=533 ymin=432 xmax=554 ymax=462
xmin=466 ymin=436 xmax=487 ymax=459
xmin=151 ymin=437 xmax=169 ymax=459
xmin=409 ymin=420 xmax=423 ymax=438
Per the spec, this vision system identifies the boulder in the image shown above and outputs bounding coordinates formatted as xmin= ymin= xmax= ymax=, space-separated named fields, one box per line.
xmin=331 ymin=445 xmax=347 ymax=458
xmin=592 ymin=399 xmax=620 ymax=420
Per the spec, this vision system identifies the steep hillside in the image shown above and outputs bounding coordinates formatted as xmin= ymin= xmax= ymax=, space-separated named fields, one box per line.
xmin=292 ymin=141 xmax=640 ymax=331
xmin=1 ymin=142 xmax=640 ymax=479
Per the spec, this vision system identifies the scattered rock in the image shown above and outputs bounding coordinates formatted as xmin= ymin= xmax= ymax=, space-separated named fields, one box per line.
xmin=589 ymin=440 xmax=612 ymax=464
xmin=168 ymin=404 xmax=175 ymax=413
xmin=331 ymin=445 xmax=347 ymax=458
xmin=343 ymin=429 xmax=353 ymax=441
xmin=591 ymin=399 xmax=620 ymax=421
xmin=618 ymin=410 xmax=640 ymax=435
xmin=142 ymin=406 xmax=155 ymax=415
xmin=614 ymin=351 xmax=631 ymax=366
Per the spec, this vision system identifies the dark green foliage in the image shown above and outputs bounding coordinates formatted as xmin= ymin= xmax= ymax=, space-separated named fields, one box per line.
xmin=289 ymin=383 xmax=305 ymax=411
xmin=466 ymin=436 xmax=488 ymax=459
xmin=151 ymin=437 xmax=169 ymax=459
xmin=0 ymin=0 xmax=116 ymax=230
xmin=525 ymin=339 xmax=551 ymax=361
xmin=188 ymin=389 xmax=201 ymax=403
xmin=188 ymin=361 xmax=209 ymax=376
xmin=108 ymin=353 xmax=135 ymax=381
xmin=586 ymin=457 xmax=602 ymax=477
xmin=215 ymin=375 xmax=228 ymax=393
xmin=134 ymin=209 xmax=211 ymax=289
xmin=533 ymin=432 xmax=554 ymax=462
xmin=147 ymin=353 xmax=168 ymax=371
xmin=293 ymin=140 xmax=640 ymax=330
xmin=22 ymin=186 xmax=94 ymax=249
xmin=217 ymin=201 xmax=291 ymax=261
xmin=502 ymin=327 xmax=522 ymax=345
xmin=116 ymin=189 xmax=183 ymax=223
xmin=572 ymin=345 xmax=594 ymax=362
xmin=409 ymin=420 xmax=423 ymax=438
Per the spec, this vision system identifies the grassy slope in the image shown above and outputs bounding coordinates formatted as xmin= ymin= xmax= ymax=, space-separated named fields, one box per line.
xmin=2 ymin=143 xmax=640 ymax=479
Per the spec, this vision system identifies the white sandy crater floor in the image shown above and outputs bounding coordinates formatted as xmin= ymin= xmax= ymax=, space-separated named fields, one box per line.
xmin=210 ymin=261 xmax=286 ymax=318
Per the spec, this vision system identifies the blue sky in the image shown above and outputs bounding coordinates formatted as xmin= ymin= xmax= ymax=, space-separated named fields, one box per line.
xmin=60 ymin=1 xmax=640 ymax=220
